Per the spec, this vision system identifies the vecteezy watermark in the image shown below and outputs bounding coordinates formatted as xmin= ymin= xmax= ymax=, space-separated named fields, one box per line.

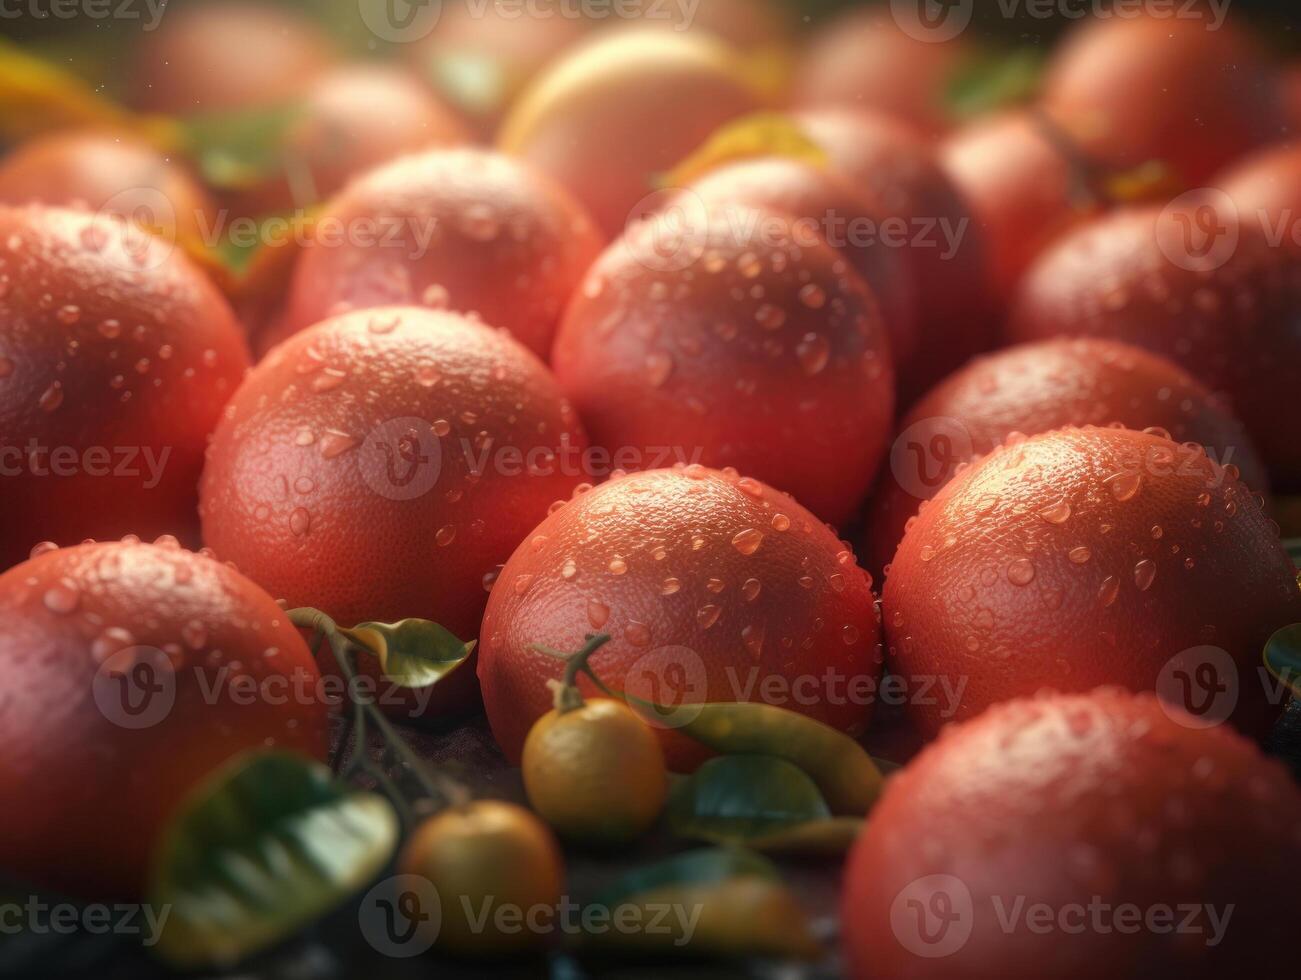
xmin=891 ymin=0 xmax=1233 ymax=42
xmin=0 ymin=441 xmax=171 ymax=489
xmin=1156 ymin=188 xmax=1241 ymax=273
xmin=358 ymin=875 xmax=703 ymax=955
xmin=358 ymin=0 xmax=443 ymax=43
xmin=358 ymin=0 xmax=702 ymax=44
xmin=0 ymin=0 xmax=167 ymax=29
xmin=0 ymin=897 xmax=171 ymax=947
xmin=90 ymin=648 xmax=457 ymax=728
xmin=890 ymin=874 xmax=1235 ymax=957
xmin=1154 ymin=645 xmax=1294 ymax=730
xmin=889 ymin=416 xmax=976 ymax=502
xmin=621 ymin=191 xmax=971 ymax=275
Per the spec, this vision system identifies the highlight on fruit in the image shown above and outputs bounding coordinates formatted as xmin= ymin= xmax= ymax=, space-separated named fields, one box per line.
xmin=0 ymin=1 xmax=1299 ymax=977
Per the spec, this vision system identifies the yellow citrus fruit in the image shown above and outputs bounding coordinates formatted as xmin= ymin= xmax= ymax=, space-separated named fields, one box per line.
xmin=522 ymin=697 xmax=668 ymax=845
xmin=398 ymin=800 xmax=564 ymax=957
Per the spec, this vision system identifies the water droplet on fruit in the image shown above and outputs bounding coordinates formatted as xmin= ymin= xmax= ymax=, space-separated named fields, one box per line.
xmin=829 ymin=573 xmax=846 ymax=592
xmin=796 ymin=334 xmax=830 ymax=375
xmin=91 ymin=627 xmax=135 ymax=662
xmin=319 ymin=430 xmax=360 ymax=458
xmin=1039 ymin=500 xmax=1071 ymax=525
xmin=38 ymin=382 xmax=63 ymax=412
xmin=742 ymin=578 xmax=762 ymax=602
xmin=731 ymin=528 xmax=763 ymax=555
xmin=182 ymin=620 xmax=207 ymax=650
xmin=289 ymin=508 xmax=311 ymax=536
xmin=1134 ymin=559 xmax=1156 ymax=591
xmin=1068 ymin=546 xmax=1091 ymax=564
xmin=624 ymin=621 xmax=652 ymax=647
xmin=755 ymin=304 xmax=786 ymax=331
xmin=587 ymin=599 xmax=610 ymax=628
xmin=742 ymin=624 xmax=765 ymax=658
xmin=1105 ymin=470 xmax=1142 ymax=502
xmin=1007 ymin=558 xmax=1036 ymax=586
xmin=798 ymin=283 xmax=826 ymax=309
xmin=1098 ymin=576 xmax=1120 ymax=607
xmin=436 ymin=525 xmax=457 ymax=547
xmin=29 ymin=541 xmax=57 ymax=559
xmin=842 ymin=625 xmax=860 ymax=645
xmin=697 ymin=604 xmax=721 ymax=629
xmin=659 ymin=577 xmax=681 ymax=596
xmin=43 ymin=580 xmax=80 ymax=615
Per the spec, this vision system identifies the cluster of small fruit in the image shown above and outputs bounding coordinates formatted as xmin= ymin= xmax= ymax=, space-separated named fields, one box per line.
xmin=0 ymin=1 xmax=1299 ymax=976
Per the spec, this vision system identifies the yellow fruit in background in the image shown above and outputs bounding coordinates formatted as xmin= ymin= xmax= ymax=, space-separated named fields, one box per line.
xmin=523 ymin=697 xmax=669 ymax=845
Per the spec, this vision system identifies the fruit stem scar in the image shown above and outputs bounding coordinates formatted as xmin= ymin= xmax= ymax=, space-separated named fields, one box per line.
xmin=530 ymin=633 xmax=613 ymax=713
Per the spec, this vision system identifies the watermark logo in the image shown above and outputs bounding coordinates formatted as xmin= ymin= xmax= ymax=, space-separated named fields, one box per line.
xmin=622 ymin=645 xmax=709 ymax=729
xmin=92 ymin=646 xmax=176 ymax=730
xmin=891 ymin=874 xmax=974 ymax=958
xmin=360 ymin=417 xmax=444 ymax=502
xmin=359 ymin=0 xmax=443 ymax=42
xmin=891 ymin=0 xmax=974 ymax=42
xmin=1156 ymin=645 xmax=1238 ymax=729
xmin=358 ymin=874 xmax=442 ymax=957
xmin=889 ymin=416 xmax=975 ymax=501
xmin=1157 ymin=188 xmax=1240 ymax=272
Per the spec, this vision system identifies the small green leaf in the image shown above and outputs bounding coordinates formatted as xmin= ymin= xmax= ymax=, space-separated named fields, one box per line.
xmin=341 ymin=619 xmax=475 ymax=689
xmin=1265 ymin=623 xmax=1301 ymax=700
xmin=668 ymin=755 xmax=830 ymax=845
xmin=591 ymin=847 xmax=779 ymax=910
xmin=149 ymin=750 xmax=399 ymax=969
xmin=179 ymin=103 xmax=304 ymax=189
xmin=946 ymin=49 xmax=1045 ymax=120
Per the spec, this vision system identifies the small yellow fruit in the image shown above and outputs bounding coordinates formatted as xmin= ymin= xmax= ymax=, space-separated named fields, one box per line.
xmin=523 ymin=697 xmax=668 ymax=845
xmin=398 ymin=800 xmax=564 ymax=957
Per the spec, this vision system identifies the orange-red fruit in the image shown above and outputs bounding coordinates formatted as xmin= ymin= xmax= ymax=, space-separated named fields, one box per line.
xmin=407 ymin=0 xmax=590 ymax=135
xmin=0 ymin=205 xmax=250 ymax=571
xmin=882 ymin=426 xmax=1300 ymax=740
xmin=223 ymin=64 xmax=472 ymax=218
xmin=681 ymin=157 xmax=919 ymax=370
xmin=0 ymin=540 xmax=329 ymax=898
xmin=793 ymin=7 xmax=969 ymax=136
xmin=552 ymin=203 xmax=895 ymax=528
xmin=798 ymin=109 xmax=994 ymax=401
xmin=1007 ymin=206 xmax=1301 ymax=489
xmin=199 ymin=307 xmax=588 ymax=715
xmin=129 ymin=1 xmax=334 ymax=115
xmin=1041 ymin=11 xmax=1281 ymax=187
xmin=277 ymin=148 xmax=603 ymax=360
xmin=863 ymin=338 xmax=1270 ymax=580
xmin=0 ymin=130 xmax=218 ymax=246
xmin=478 ymin=466 xmax=882 ymax=770
xmin=500 ymin=30 xmax=764 ymax=237
xmin=941 ymin=110 xmax=1095 ymax=303
xmin=843 ymin=690 xmax=1300 ymax=980
xmin=1218 ymin=140 xmax=1301 ymax=242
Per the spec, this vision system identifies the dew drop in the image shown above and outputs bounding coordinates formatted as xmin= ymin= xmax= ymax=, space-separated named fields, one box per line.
xmin=608 ymin=556 xmax=628 ymax=575
xmin=755 ymin=304 xmax=786 ymax=331
xmin=1098 ymin=576 xmax=1120 ymax=607
xmin=742 ymin=577 xmax=762 ymax=602
xmin=1105 ymin=470 xmax=1142 ymax=502
xmin=842 ymin=624 xmax=860 ymax=645
xmin=1039 ymin=500 xmax=1072 ymax=525
xmin=660 ymin=577 xmax=681 ymax=595
xmin=798 ymin=283 xmax=827 ymax=309
xmin=1134 ymin=559 xmax=1156 ymax=591
xmin=587 ymin=598 xmax=610 ymax=628
xmin=770 ymin=513 xmax=791 ymax=532
xmin=436 ymin=525 xmax=457 ymax=547
xmin=624 ymin=621 xmax=652 ymax=647
xmin=289 ymin=508 xmax=311 ymax=536
xmin=514 ymin=574 xmax=535 ymax=596
xmin=38 ymin=382 xmax=63 ymax=412
xmin=1068 ymin=546 xmax=1092 ymax=564
xmin=319 ymin=430 xmax=360 ymax=458
xmin=29 ymin=541 xmax=57 ymax=559
xmin=697 ymin=604 xmax=721 ymax=629
xmin=742 ymin=623 xmax=765 ymax=658
xmin=42 ymin=580 xmax=80 ymax=615
xmin=796 ymin=333 xmax=830 ymax=376
xmin=731 ymin=528 xmax=764 ymax=555
xmin=1007 ymin=558 xmax=1036 ymax=586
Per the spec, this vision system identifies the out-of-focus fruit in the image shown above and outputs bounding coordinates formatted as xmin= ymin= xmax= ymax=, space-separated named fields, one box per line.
xmin=0 ymin=205 xmax=250 ymax=569
xmin=681 ymin=156 xmax=919 ymax=368
xmin=0 ymin=539 xmax=329 ymax=898
xmin=199 ymin=307 xmax=588 ymax=716
xmin=407 ymin=0 xmax=589 ymax=136
xmin=399 ymin=800 xmax=564 ymax=956
xmin=883 ymin=425 xmax=1301 ymax=739
xmin=1007 ymin=205 xmax=1301 ymax=489
xmin=843 ymin=690 xmax=1301 ymax=979
xmin=500 ymin=30 xmax=764 ymax=236
xmin=940 ymin=110 xmax=1095 ymax=302
xmin=797 ymin=109 xmax=994 ymax=401
xmin=222 ymin=64 xmax=471 ymax=218
xmin=552 ymin=203 xmax=894 ymax=527
xmin=1041 ymin=11 xmax=1282 ymax=187
xmin=863 ymin=338 xmax=1270 ymax=579
xmin=478 ymin=466 xmax=883 ymax=770
xmin=275 ymin=148 xmax=602 ymax=360
xmin=0 ymin=129 xmax=218 ymax=247
xmin=129 ymin=1 xmax=334 ymax=116
xmin=1218 ymin=140 xmax=1301 ymax=242
xmin=793 ymin=7 xmax=969 ymax=136
xmin=523 ymin=690 xmax=667 ymax=845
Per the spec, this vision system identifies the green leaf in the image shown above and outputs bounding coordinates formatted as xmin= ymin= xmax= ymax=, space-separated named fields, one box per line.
xmin=946 ymin=49 xmax=1045 ymax=120
xmin=341 ymin=619 xmax=475 ymax=689
xmin=668 ymin=755 xmax=830 ymax=844
xmin=1265 ymin=623 xmax=1301 ymax=700
xmin=179 ymin=103 xmax=304 ymax=189
xmin=1284 ymin=538 xmax=1301 ymax=570
xmin=148 ymin=750 xmax=399 ymax=970
xmin=591 ymin=847 xmax=779 ymax=910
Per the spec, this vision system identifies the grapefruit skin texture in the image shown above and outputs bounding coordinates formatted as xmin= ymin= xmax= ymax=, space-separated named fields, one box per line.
xmin=499 ymin=30 xmax=763 ymax=238
xmin=1008 ymin=207 xmax=1301 ymax=490
xmin=882 ymin=426 xmax=1300 ymax=741
xmin=129 ymin=1 xmax=333 ymax=115
xmin=0 ymin=130 xmax=218 ymax=246
xmin=0 ymin=205 xmax=250 ymax=571
xmin=842 ymin=690 xmax=1301 ymax=980
xmin=797 ymin=110 xmax=994 ymax=403
xmin=278 ymin=149 xmax=603 ymax=361
xmin=681 ymin=157 xmax=919 ymax=371
xmin=1041 ymin=12 xmax=1281 ymax=186
xmin=0 ymin=541 xmax=329 ymax=899
xmin=940 ymin=110 xmax=1093 ymax=304
xmin=552 ymin=204 xmax=894 ymax=529
xmin=199 ymin=308 xmax=588 ymax=717
xmin=478 ymin=467 xmax=882 ymax=770
xmin=863 ymin=338 xmax=1269 ymax=580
